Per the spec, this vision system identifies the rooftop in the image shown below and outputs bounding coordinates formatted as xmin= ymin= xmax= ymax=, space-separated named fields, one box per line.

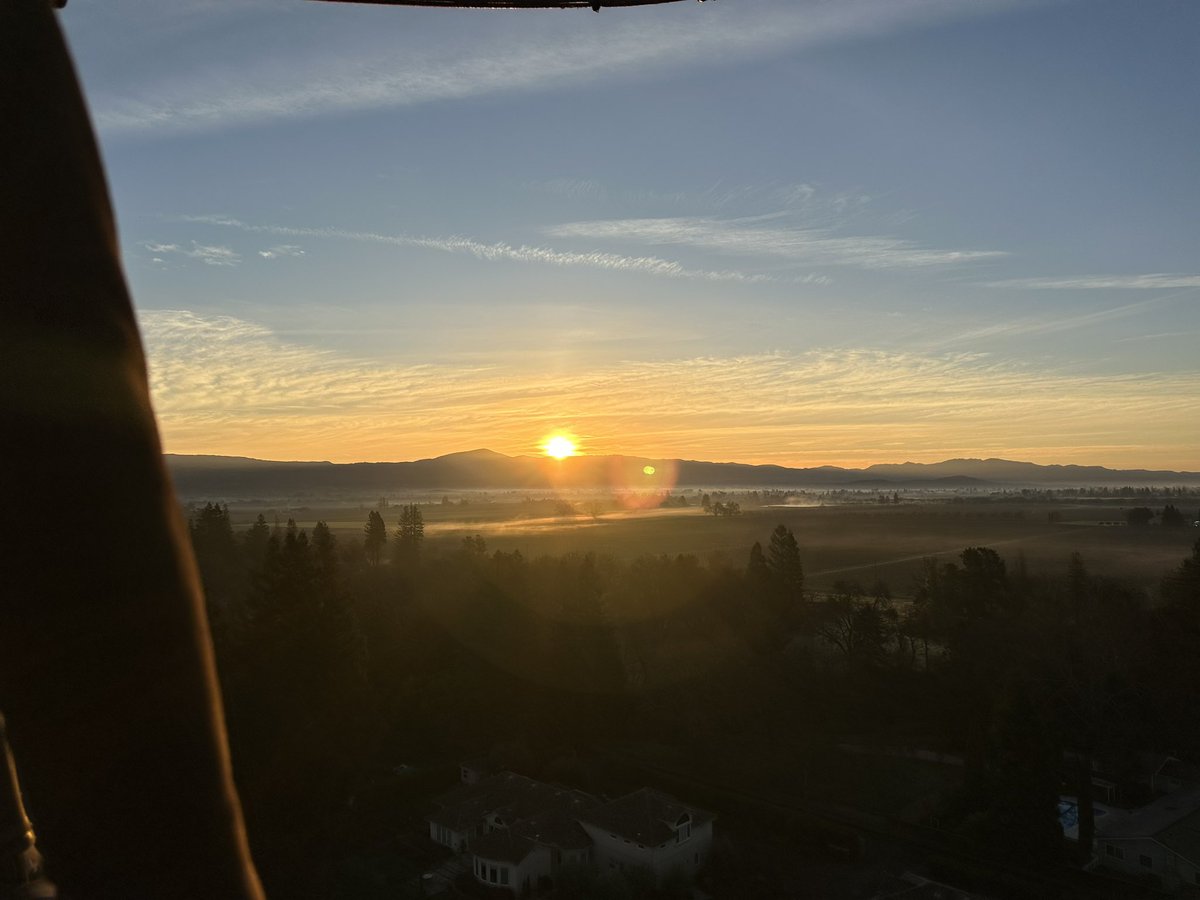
xmin=429 ymin=771 xmax=598 ymax=848
xmin=580 ymin=787 xmax=715 ymax=847
xmin=1097 ymin=787 xmax=1200 ymax=864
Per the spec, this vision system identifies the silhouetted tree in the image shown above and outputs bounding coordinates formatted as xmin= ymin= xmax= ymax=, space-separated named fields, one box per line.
xmin=745 ymin=541 xmax=769 ymax=583
xmin=363 ymin=510 xmax=386 ymax=567
xmin=1163 ymin=538 xmax=1200 ymax=610
xmin=817 ymin=581 xmax=896 ymax=671
xmin=460 ymin=534 xmax=487 ymax=558
xmin=394 ymin=503 xmax=424 ymax=564
xmin=973 ymin=680 xmax=1063 ymax=864
xmin=1162 ymin=504 xmax=1186 ymax=527
xmin=766 ymin=524 xmax=804 ymax=621
xmin=189 ymin=502 xmax=240 ymax=608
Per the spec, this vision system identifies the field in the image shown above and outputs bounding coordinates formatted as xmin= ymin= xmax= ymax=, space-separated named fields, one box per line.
xmin=212 ymin=493 xmax=1199 ymax=595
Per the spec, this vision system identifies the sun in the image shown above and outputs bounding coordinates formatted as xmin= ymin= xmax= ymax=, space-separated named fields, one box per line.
xmin=542 ymin=435 xmax=577 ymax=460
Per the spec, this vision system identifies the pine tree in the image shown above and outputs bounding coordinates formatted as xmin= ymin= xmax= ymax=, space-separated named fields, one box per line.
xmin=363 ymin=510 xmax=386 ymax=567
xmin=767 ymin=524 xmax=804 ymax=596
xmin=394 ymin=503 xmax=424 ymax=564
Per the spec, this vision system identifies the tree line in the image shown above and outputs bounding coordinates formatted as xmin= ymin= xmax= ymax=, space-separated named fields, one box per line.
xmin=186 ymin=503 xmax=1200 ymax=896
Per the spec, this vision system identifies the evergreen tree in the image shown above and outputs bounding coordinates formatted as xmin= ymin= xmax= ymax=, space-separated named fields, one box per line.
xmin=394 ymin=503 xmax=424 ymax=564
xmin=363 ymin=510 xmax=386 ymax=567
xmin=745 ymin=541 xmax=769 ymax=583
xmin=767 ymin=524 xmax=803 ymax=593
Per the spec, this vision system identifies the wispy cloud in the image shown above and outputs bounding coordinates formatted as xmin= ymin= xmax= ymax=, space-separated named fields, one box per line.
xmin=929 ymin=296 xmax=1175 ymax=347
xmin=547 ymin=216 xmax=1007 ymax=271
xmin=521 ymin=178 xmax=867 ymax=217
xmin=983 ymin=274 xmax=1200 ymax=290
xmin=259 ymin=244 xmax=305 ymax=259
xmin=139 ymin=309 xmax=1200 ymax=469
xmin=144 ymin=240 xmax=241 ymax=267
xmin=181 ymin=215 xmax=783 ymax=284
xmin=92 ymin=0 xmax=1032 ymax=136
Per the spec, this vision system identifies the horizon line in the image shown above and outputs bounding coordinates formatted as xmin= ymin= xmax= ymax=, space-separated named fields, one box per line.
xmin=162 ymin=448 xmax=1200 ymax=476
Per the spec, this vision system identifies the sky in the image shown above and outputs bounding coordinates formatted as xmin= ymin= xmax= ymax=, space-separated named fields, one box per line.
xmin=60 ymin=0 xmax=1200 ymax=469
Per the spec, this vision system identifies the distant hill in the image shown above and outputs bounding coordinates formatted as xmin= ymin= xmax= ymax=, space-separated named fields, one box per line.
xmin=163 ymin=450 xmax=1200 ymax=498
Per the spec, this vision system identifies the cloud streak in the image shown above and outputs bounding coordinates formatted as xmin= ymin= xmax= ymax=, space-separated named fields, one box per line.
xmin=181 ymin=215 xmax=783 ymax=284
xmin=92 ymin=0 xmax=1032 ymax=136
xmin=547 ymin=216 xmax=1007 ymax=271
xmin=139 ymin=310 xmax=1200 ymax=470
xmin=144 ymin=240 xmax=241 ymax=267
xmin=983 ymin=274 xmax=1200 ymax=290
xmin=259 ymin=244 xmax=305 ymax=259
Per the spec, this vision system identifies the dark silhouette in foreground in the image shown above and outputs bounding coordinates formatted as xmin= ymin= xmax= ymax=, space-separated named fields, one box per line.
xmin=0 ymin=2 xmax=262 ymax=896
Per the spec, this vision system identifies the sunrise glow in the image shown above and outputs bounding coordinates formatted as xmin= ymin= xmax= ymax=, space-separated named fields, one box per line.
xmin=542 ymin=435 xmax=578 ymax=460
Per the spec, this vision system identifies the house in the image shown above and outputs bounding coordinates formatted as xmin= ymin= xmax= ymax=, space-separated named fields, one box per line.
xmin=1153 ymin=758 xmax=1200 ymax=796
xmin=1090 ymin=788 xmax=1200 ymax=891
xmin=578 ymin=787 xmax=715 ymax=887
xmin=432 ymin=772 xmax=600 ymax=868
xmin=427 ymin=772 xmax=714 ymax=895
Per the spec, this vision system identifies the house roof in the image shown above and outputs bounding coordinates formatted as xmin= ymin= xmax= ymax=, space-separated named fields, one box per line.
xmin=579 ymin=787 xmax=715 ymax=847
xmin=472 ymin=828 xmax=538 ymax=865
xmin=510 ymin=808 xmax=593 ymax=851
xmin=429 ymin=771 xmax=597 ymax=847
xmin=1157 ymin=808 xmax=1200 ymax=865
xmin=1157 ymin=758 xmax=1200 ymax=784
xmin=1098 ymin=788 xmax=1200 ymax=864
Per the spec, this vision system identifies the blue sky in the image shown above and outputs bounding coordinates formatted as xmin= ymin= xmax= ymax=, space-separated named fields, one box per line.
xmin=60 ymin=0 xmax=1200 ymax=468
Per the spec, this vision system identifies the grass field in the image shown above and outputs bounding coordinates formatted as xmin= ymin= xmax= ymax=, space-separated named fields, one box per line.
xmin=215 ymin=496 xmax=1197 ymax=594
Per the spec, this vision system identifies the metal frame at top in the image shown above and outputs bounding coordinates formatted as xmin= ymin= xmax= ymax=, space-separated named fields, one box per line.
xmin=309 ymin=0 xmax=700 ymax=8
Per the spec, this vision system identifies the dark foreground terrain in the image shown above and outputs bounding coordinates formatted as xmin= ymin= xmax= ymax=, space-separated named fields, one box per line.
xmin=182 ymin=492 xmax=1200 ymax=898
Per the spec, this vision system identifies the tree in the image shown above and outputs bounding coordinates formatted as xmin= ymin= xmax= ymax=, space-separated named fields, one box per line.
xmin=1162 ymin=504 xmax=1186 ymax=527
xmin=745 ymin=541 xmax=769 ymax=583
xmin=767 ymin=524 xmax=804 ymax=595
xmin=363 ymin=510 xmax=386 ymax=566
xmin=817 ymin=581 xmax=896 ymax=670
xmin=394 ymin=503 xmax=424 ymax=564
xmin=1162 ymin=538 xmax=1200 ymax=610
xmin=312 ymin=520 xmax=338 ymax=585
xmin=460 ymin=534 xmax=487 ymax=558
xmin=707 ymin=500 xmax=741 ymax=517
xmin=188 ymin=502 xmax=241 ymax=609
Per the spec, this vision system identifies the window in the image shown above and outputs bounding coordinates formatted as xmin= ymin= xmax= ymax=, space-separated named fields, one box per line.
xmin=501 ymin=868 xmax=509 ymax=886
xmin=1139 ymin=854 xmax=1152 ymax=869
xmin=1105 ymin=844 xmax=1125 ymax=860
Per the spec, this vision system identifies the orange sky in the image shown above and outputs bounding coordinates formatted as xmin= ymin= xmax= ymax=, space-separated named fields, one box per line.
xmin=144 ymin=311 xmax=1200 ymax=471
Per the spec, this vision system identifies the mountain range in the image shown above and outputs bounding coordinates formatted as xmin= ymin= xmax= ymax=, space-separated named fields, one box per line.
xmin=164 ymin=450 xmax=1200 ymax=498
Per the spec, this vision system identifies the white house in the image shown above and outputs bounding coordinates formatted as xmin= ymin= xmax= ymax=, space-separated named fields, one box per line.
xmin=578 ymin=787 xmax=715 ymax=887
xmin=427 ymin=773 xmax=715 ymax=895
xmin=427 ymin=772 xmax=600 ymax=895
xmin=1091 ymin=788 xmax=1200 ymax=891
